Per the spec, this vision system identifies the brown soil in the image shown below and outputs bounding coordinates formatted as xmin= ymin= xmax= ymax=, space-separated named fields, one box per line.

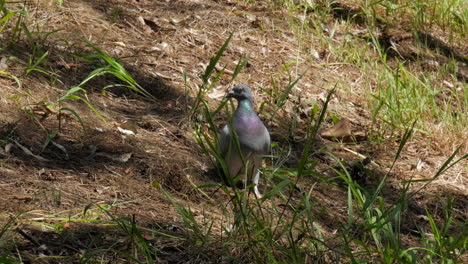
xmin=0 ymin=0 xmax=466 ymax=263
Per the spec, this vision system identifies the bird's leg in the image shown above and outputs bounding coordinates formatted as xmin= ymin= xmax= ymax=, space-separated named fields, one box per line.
xmin=252 ymin=156 xmax=263 ymax=198
xmin=252 ymin=169 xmax=262 ymax=198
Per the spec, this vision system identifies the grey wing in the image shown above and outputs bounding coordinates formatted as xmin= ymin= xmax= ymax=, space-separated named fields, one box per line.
xmin=218 ymin=124 xmax=230 ymax=157
xmin=239 ymin=125 xmax=271 ymax=154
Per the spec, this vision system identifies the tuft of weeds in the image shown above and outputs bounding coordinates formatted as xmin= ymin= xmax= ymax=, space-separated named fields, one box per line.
xmin=17 ymin=85 xmax=104 ymax=150
xmin=0 ymin=203 xmax=183 ymax=264
xmin=8 ymin=33 xmax=156 ymax=150
xmin=369 ymin=59 xmax=467 ymax=142
xmin=258 ymin=61 xmax=305 ymax=137
xmin=75 ymin=38 xmax=157 ymax=101
xmin=21 ymin=22 xmax=61 ymax=79
xmin=0 ymin=69 xmax=21 ymax=89
xmin=0 ymin=0 xmax=27 ymax=46
xmin=81 ymin=204 xmax=158 ymax=264
xmin=0 ymin=215 xmax=21 ymax=264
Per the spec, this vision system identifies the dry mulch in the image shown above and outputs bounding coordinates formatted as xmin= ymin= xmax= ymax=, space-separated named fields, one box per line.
xmin=0 ymin=0 xmax=466 ymax=263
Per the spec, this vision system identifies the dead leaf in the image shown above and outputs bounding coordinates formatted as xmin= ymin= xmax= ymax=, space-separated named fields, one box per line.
xmin=443 ymin=80 xmax=454 ymax=88
xmin=116 ymin=122 xmax=138 ymax=135
xmin=143 ymin=18 xmax=161 ymax=32
xmin=143 ymin=233 xmax=154 ymax=241
xmin=4 ymin=143 xmax=13 ymax=153
xmin=321 ymin=118 xmax=354 ymax=142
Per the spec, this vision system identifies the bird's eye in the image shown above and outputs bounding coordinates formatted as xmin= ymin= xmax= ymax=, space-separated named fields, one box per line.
xmin=238 ymin=87 xmax=244 ymax=93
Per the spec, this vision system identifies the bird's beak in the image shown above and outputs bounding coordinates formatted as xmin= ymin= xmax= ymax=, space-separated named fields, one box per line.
xmin=226 ymin=91 xmax=235 ymax=98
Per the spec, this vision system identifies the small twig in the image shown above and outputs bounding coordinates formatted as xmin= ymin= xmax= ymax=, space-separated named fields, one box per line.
xmin=342 ymin=147 xmax=380 ymax=167
xmin=13 ymin=140 xmax=49 ymax=162
xmin=215 ymin=64 xmax=234 ymax=75
xmin=15 ymin=228 xmax=40 ymax=247
xmin=104 ymin=165 xmax=123 ymax=177
xmin=51 ymin=140 xmax=69 ymax=160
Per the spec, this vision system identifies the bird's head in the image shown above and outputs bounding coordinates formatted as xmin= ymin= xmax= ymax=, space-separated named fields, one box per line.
xmin=227 ymin=84 xmax=254 ymax=102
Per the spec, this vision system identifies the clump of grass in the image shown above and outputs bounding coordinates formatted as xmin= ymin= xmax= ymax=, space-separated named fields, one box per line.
xmin=0 ymin=0 xmax=27 ymax=45
xmin=16 ymin=84 xmax=104 ymax=152
xmin=8 ymin=30 xmax=156 ymax=149
xmin=3 ymin=24 xmax=108 ymax=149
xmin=21 ymin=22 xmax=63 ymax=80
xmin=0 ymin=203 xmax=185 ymax=263
xmin=81 ymin=204 xmax=158 ymax=263
xmin=368 ymin=59 xmax=467 ymax=143
xmin=279 ymin=0 xmax=467 ymax=147
xmin=0 ymin=214 xmax=21 ymax=264
xmin=75 ymin=38 xmax=157 ymax=101
xmin=258 ymin=61 xmax=305 ymax=137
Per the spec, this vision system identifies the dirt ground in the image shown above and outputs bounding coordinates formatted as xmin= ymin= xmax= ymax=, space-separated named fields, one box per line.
xmin=0 ymin=0 xmax=466 ymax=263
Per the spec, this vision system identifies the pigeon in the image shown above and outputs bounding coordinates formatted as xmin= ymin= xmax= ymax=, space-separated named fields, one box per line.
xmin=218 ymin=84 xmax=270 ymax=198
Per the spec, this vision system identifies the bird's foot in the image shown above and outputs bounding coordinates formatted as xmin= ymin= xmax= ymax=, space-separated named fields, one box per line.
xmin=253 ymin=186 xmax=263 ymax=199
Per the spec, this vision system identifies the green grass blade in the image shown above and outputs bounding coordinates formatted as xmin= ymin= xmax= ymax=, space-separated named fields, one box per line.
xmin=202 ymin=32 xmax=232 ymax=84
